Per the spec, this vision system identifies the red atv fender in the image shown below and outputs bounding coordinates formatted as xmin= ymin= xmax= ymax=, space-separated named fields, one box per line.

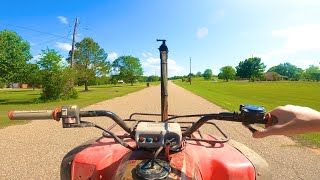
xmin=61 ymin=133 xmax=270 ymax=180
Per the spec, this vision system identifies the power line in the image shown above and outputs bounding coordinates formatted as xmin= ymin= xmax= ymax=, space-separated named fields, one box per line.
xmin=30 ymin=36 xmax=70 ymax=47
xmin=3 ymin=23 xmax=71 ymax=40
xmin=62 ymin=27 xmax=73 ymax=44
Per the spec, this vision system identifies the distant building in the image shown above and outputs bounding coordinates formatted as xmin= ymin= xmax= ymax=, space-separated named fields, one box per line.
xmin=265 ymin=72 xmax=288 ymax=81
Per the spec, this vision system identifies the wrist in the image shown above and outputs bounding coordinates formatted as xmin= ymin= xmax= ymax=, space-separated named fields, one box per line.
xmin=307 ymin=111 xmax=320 ymax=132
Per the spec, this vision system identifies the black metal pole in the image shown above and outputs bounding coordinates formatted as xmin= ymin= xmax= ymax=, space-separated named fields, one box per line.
xmin=157 ymin=39 xmax=168 ymax=122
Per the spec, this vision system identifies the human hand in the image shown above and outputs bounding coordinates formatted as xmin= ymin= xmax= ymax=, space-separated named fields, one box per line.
xmin=253 ymin=105 xmax=320 ymax=138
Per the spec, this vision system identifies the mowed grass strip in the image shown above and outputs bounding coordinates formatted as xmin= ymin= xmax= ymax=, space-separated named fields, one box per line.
xmin=0 ymin=82 xmax=158 ymax=128
xmin=174 ymin=79 xmax=320 ymax=147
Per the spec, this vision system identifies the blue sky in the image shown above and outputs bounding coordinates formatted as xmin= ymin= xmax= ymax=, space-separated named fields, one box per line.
xmin=1 ymin=0 xmax=320 ymax=76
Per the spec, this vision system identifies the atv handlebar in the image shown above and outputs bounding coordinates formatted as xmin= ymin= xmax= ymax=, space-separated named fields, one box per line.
xmin=8 ymin=104 xmax=278 ymax=136
xmin=79 ymin=111 xmax=131 ymax=133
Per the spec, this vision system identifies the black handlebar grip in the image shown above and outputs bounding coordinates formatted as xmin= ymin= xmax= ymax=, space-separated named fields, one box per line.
xmin=8 ymin=110 xmax=55 ymax=120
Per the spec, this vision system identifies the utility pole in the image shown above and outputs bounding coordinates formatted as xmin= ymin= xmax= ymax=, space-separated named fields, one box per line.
xmin=70 ymin=17 xmax=78 ymax=68
xmin=189 ymin=57 xmax=192 ymax=85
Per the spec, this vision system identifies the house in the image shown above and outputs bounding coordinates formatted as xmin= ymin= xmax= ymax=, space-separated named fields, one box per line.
xmin=265 ymin=72 xmax=288 ymax=81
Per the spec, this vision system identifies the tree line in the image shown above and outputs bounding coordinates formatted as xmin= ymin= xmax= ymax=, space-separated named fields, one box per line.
xmin=183 ymin=57 xmax=320 ymax=82
xmin=0 ymin=30 xmax=146 ymax=101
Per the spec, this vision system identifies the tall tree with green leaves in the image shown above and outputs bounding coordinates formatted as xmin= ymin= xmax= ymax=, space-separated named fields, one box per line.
xmin=38 ymin=48 xmax=78 ymax=101
xmin=0 ymin=30 xmax=32 ymax=84
xmin=38 ymin=48 xmax=64 ymax=100
xmin=68 ymin=37 xmax=110 ymax=91
xmin=236 ymin=57 xmax=266 ymax=81
xmin=304 ymin=65 xmax=320 ymax=81
xmin=219 ymin=66 xmax=236 ymax=81
xmin=112 ymin=56 xmax=143 ymax=86
xmin=203 ymin=69 xmax=213 ymax=80
xmin=267 ymin=62 xmax=303 ymax=80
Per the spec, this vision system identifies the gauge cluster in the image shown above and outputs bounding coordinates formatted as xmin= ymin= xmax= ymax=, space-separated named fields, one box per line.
xmin=135 ymin=122 xmax=182 ymax=150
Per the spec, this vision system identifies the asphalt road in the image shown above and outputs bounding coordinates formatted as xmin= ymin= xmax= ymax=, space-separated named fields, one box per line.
xmin=1 ymin=82 xmax=319 ymax=179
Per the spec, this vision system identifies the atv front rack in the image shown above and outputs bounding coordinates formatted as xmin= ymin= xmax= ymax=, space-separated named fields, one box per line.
xmin=103 ymin=113 xmax=229 ymax=144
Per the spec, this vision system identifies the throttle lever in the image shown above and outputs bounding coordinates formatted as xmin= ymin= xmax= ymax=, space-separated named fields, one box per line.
xmin=264 ymin=113 xmax=279 ymax=128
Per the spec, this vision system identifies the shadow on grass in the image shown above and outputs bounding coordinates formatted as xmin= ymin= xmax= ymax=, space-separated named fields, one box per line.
xmin=0 ymin=99 xmax=35 ymax=105
xmin=0 ymin=90 xmax=34 ymax=93
xmin=90 ymin=85 xmax=124 ymax=88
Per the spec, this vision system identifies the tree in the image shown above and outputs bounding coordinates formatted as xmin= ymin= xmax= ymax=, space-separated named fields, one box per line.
xmin=304 ymin=65 xmax=320 ymax=81
xmin=112 ymin=56 xmax=143 ymax=86
xmin=68 ymin=37 xmax=110 ymax=91
xmin=203 ymin=69 xmax=213 ymax=80
xmin=147 ymin=75 xmax=160 ymax=82
xmin=38 ymin=48 xmax=78 ymax=101
xmin=22 ymin=63 xmax=41 ymax=90
xmin=236 ymin=57 xmax=266 ymax=81
xmin=219 ymin=66 xmax=235 ymax=81
xmin=267 ymin=62 xmax=303 ymax=80
xmin=196 ymin=71 xmax=202 ymax=77
xmin=38 ymin=48 xmax=63 ymax=100
xmin=0 ymin=30 xmax=32 ymax=84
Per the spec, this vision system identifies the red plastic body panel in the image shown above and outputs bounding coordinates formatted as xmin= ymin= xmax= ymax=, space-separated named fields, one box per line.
xmin=71 ymin=133 xmax=255 ymax=180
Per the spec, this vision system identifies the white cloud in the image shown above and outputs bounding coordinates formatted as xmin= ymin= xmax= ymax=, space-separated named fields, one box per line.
xmin=56 ymin=42 xmax=72 ymax=51
xmin=57 ymin=16 xmax=68 ymax=25
xmin=141 ymin=56 xmax=185 ymax=77
xmin=254 ymin=24 xmax=320 ymax=69
xmin=32 ymin=54 xmax=41 ymax=61
xmin=196 ymin=27 xmax=209 ymax=39
xmin=290 ymin=58 xmax=320 ymax=69
xmin=59 ymin=57 xmax=69 ymax=67
xmin=142 ymin=52 xmax=153 ymax=58
xmin=108 ymin=52 xmax=118 ymax=61
xmin=272 ymin=24 xmax=320 ymax=52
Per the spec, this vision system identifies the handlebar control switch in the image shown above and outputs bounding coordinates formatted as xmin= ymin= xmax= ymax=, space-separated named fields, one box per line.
xmin=240 ymin=104 xmax=266 ymax=125
xmin=61 ymin=105 xmax=80 ymax=128
xmin=135 ymin=122 xmax=182 ymax=150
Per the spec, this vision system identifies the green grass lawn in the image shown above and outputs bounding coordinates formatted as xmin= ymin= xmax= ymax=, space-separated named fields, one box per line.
xmin=0 ymin=82 xmax=158 ymax=128
xmin=174 ymin=78 xmax=320 ymax=147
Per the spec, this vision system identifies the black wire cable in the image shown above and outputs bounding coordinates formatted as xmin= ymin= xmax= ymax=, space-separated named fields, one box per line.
xmin=30 ymin=36 xmax=70 ymax=47
xmin=94 ymin=124 xmax=135 ymax=151
xmin=151 ymin=146 xmax=164 ymax=167
xmin=3 ymin=23 xmax=70 ymax=40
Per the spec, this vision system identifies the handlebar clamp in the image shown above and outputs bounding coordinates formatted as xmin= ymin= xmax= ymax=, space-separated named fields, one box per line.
xmin=60 ymin=105 xmax=81 ymax=128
